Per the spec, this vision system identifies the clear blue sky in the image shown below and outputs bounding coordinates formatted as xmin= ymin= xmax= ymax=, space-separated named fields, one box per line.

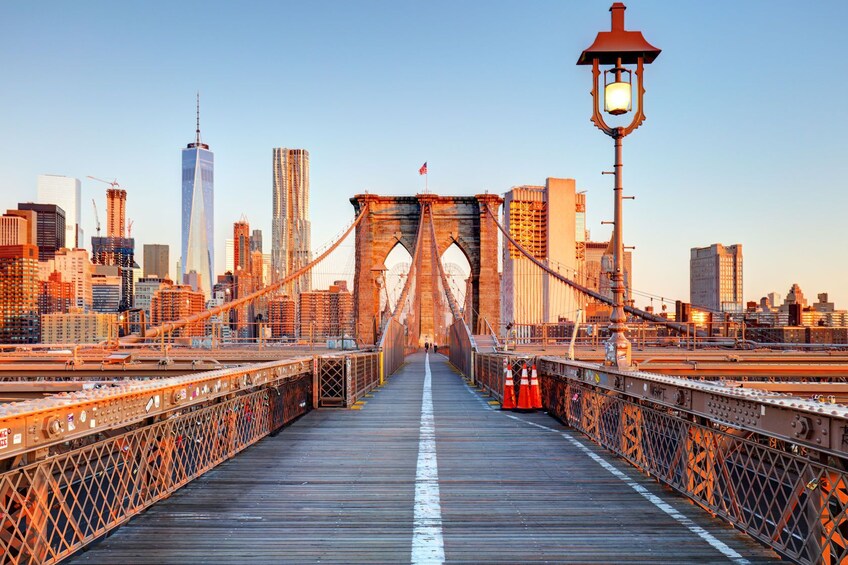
xmin=1 ymin=1 xmax=846 ymax=307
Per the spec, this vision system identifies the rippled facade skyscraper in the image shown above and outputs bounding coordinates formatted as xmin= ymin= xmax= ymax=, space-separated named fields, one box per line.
xmin=181 ymin=97 xmax=214 ymax=298
xmin=272 ymin=148 xmax=311 ymax=295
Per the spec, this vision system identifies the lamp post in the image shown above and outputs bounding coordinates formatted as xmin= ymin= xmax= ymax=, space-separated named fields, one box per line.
xmin=578 ymin=2 xmax=660 ymax=370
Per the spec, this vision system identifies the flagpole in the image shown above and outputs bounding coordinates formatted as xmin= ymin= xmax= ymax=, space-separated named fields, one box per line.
xmin=425 ymin=170 xmax=429 ymax=194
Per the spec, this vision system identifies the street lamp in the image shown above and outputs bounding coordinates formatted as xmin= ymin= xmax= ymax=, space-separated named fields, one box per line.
xmin=578 ymin=2 xmax=660 ymax=370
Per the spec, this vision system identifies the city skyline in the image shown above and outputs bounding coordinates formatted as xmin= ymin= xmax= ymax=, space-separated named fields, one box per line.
xmin=1 ymin=2 xmax=846 ymax=307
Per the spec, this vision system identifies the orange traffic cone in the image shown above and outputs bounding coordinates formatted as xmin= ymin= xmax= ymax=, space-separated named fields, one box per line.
xmin=501 ymin=364 xmax=516 ymax=410
xmin=529 ymin=364 xmax=542 ymax=409
xmin=516 ymin=363 xmax=532 ymax=410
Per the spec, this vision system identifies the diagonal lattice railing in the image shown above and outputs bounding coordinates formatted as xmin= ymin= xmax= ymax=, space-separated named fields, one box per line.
xmin=0 ymin=370 xmax=312 ymax=565
xmin=472 ymin=351 xmax=848 ymax=564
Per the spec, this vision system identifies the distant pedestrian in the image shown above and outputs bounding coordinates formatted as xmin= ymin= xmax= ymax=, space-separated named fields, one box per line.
xmin=433 ymin=344 xmax=438 ymax=355
xmin=425 ymin=342 xmax=430 ymax=352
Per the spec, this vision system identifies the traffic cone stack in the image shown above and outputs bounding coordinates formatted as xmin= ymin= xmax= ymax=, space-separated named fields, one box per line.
xmin=516 ymin=363 xmax=533 ymax=410
xmin=501 ymin=364 xmax=516 ymax=410
xmin=529 ymin=364 xmax=543 ymax=409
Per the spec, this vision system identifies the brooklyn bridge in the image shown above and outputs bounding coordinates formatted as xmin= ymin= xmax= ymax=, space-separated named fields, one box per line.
xmin=1 ymin=192 xmax=847 ymax=565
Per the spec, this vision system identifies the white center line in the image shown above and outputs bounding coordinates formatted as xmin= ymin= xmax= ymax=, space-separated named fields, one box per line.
xmin=411 ymin=353 xmax=445 ymax=564
xmin=503 ymin=413 xmax=750 ymax=565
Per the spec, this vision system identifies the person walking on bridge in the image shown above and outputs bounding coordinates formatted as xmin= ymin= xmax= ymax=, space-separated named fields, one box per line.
xmin=424 ymin=341 xmax=430 ymax=353
xmin=433 ymin=344 xmax=438 ymax=355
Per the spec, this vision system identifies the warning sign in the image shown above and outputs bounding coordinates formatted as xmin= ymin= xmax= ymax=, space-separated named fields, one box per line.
xmin=0 ymin=428 xmax=8 ymax=450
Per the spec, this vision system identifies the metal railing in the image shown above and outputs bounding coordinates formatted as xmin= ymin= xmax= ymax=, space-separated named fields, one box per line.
xmin=316 ymin=352 xmax=380 ymax=408
xmin=0 ymin=365 xmax=312 ymax=565
xmin=470 ymin=352 xmax=848 ymax=563
xmin=473 ymin=353 xmax=532 ymax=400
xmin=542 ymin=374 xmax=848 ymax=565
xmin=447 ymin=319 xmax=476 ymax=380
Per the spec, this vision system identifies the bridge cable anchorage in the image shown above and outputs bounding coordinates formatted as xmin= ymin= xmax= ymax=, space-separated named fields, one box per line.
xmin=483 ymin=206 xmax=707 ymax=338
xmin=126 ymin=203 xmax=370 ymax=343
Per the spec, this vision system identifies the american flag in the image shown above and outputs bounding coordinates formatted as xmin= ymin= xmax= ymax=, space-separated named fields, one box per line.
xmin=419 ymin=162 xmax=427 ymax=175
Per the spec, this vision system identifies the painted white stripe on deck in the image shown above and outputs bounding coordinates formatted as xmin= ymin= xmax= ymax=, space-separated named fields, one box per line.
xmin=503 ymin=414 xmax=750 ymax=565
xmin=411 ymin=353 xmax=445 ymax=564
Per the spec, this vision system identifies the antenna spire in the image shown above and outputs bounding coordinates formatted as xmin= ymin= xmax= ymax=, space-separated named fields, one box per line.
xmin=195 ymin=91 xmax=201 ymax=145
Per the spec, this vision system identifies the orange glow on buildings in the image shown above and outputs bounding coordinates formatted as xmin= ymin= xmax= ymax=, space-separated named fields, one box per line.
xmin=150 ymin=283 xmax=205 ymax=337
xmin=0 ymin=244 xmax=40 ymax=343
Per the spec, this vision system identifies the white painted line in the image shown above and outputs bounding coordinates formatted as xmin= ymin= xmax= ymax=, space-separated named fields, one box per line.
xmin=412 ymin=353 xmax=445 ymax=564
xmin=503 ymin=414 xmax=750 ymax=565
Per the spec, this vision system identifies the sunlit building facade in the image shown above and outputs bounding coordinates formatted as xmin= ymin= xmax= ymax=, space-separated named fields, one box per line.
xmin=501 ymin=178 xmax=582 ymax=327
xmin=268 ymin=295 xmax=296 ymax=338
xmin=51 ymin=248 xmax=93 ymax=311
xmin=150 ymin=283 xmax=206 ymax=337
xmin=143 ymin=244 xmax=169 ymax=279
xmin=181 ymin=102 xmax=214 ymax=299
xmin=0 ymin=244 xmax=40 ymax=343
xmin=298 ymin=282 xmax=353 ymax=338
xmin=272 ymin=148 xmax=311 ymax=294
xmin=17 ymin=203 xmax=65 ymax=261
xmin=690 ymin=243 xmax=743 ymax=314
xmin=41 ymin=311 xmax=116 ymax=344
xmin=38 ymin=271 xmax=74 ymax=315
xmin=37 ymin=174 xmax=82 ymax=248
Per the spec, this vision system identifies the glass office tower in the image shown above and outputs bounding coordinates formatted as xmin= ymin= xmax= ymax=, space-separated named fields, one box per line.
xmin=181 ymin=98 xmax=214 ymax=299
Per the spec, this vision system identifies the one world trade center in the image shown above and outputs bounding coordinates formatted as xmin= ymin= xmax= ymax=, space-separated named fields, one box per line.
xmin=181 ymin=95 xmax=214 ymax=299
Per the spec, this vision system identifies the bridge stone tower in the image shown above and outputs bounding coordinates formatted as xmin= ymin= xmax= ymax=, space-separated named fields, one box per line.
xmin=351 ymin=194 xmax=502 ymax=346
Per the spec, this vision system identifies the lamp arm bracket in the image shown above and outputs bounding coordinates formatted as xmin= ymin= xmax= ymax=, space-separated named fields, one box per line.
xmin=622 ymin=58 xmax=647 ymax=137
xmin=590 ymin=57 xmax=648 ymax=139
xmin=590 ymin=60 xmax=618 ymax=137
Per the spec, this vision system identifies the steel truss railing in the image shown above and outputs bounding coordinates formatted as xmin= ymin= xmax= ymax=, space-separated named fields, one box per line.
xmin=0 ymin=350 xmax=382 ymax=564
xmin=0 ymin=372 xmax=312 ymax=565
xmin=472 ymin=352 xmax=848 ymax=564
xmin=316 ymin=352 xmax=380 ymax=408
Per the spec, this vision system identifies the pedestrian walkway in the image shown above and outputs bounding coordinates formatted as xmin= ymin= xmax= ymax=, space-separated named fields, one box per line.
xmin=69 ymin=352 xmax=779 ymax=564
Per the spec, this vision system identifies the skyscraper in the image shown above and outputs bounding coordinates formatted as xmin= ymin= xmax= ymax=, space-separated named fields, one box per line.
xmin=234 ymin=218 xmax=251 ymax=275
xmin=17 ymin=203 xmax=65 ymax=261
xmin=501 ymin=178 xmax=583 ymax=326
xmin=106 ymin=188 xmax=126 ymax=238
xmin=37 ymin=175 xmax=82 ymax=248
xmin=250 ymin=229 xmax=263 ymax=253
xmin=143 ymin=244 xmax=170 ymax=278
xmin=181 ymin=95 xmax=214 ymax=298
xmin=91 ymin=188 xmax=137 ymax=311
xmin=272 ymin=148 xmax=311 ymax=294
xmin=0 ymin=244 xmax=40 ymax=343
xmin=690 ymin=243 xmax=743 ymax=313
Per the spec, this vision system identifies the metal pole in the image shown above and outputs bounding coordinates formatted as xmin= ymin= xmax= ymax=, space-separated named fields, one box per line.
xmin=606 ymin=130 xmax=632 ymax=369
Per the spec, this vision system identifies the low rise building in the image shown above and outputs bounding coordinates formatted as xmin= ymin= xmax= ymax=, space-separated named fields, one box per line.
xmin=41 ymin=311 xmax=117 ymax=344
xmin=150 ymin=283 xmax=205 ymax=337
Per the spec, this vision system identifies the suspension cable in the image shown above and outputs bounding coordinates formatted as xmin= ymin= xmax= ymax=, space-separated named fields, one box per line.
xmin=129 ymin=203 xmax=370 ymax=343
xmin=484 ymin=204 xmax=706 ymax=337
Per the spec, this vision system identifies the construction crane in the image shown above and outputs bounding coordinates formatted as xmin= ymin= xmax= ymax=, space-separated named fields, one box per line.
xmin=87 ymin=176 xmax=121 ymax=189
xmin=127 ymin=219 xmax=134 ymax=238
xmin=91 ymin=199 xmax=101 ymax=236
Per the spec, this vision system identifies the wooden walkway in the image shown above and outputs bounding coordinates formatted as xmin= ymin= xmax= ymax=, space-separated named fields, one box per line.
xmin=69 ymin=352 xmax=779 ymax=564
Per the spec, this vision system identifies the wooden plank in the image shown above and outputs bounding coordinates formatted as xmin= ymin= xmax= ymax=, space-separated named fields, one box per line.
xmin=68 ymin=353 xmax=779 ymax=564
